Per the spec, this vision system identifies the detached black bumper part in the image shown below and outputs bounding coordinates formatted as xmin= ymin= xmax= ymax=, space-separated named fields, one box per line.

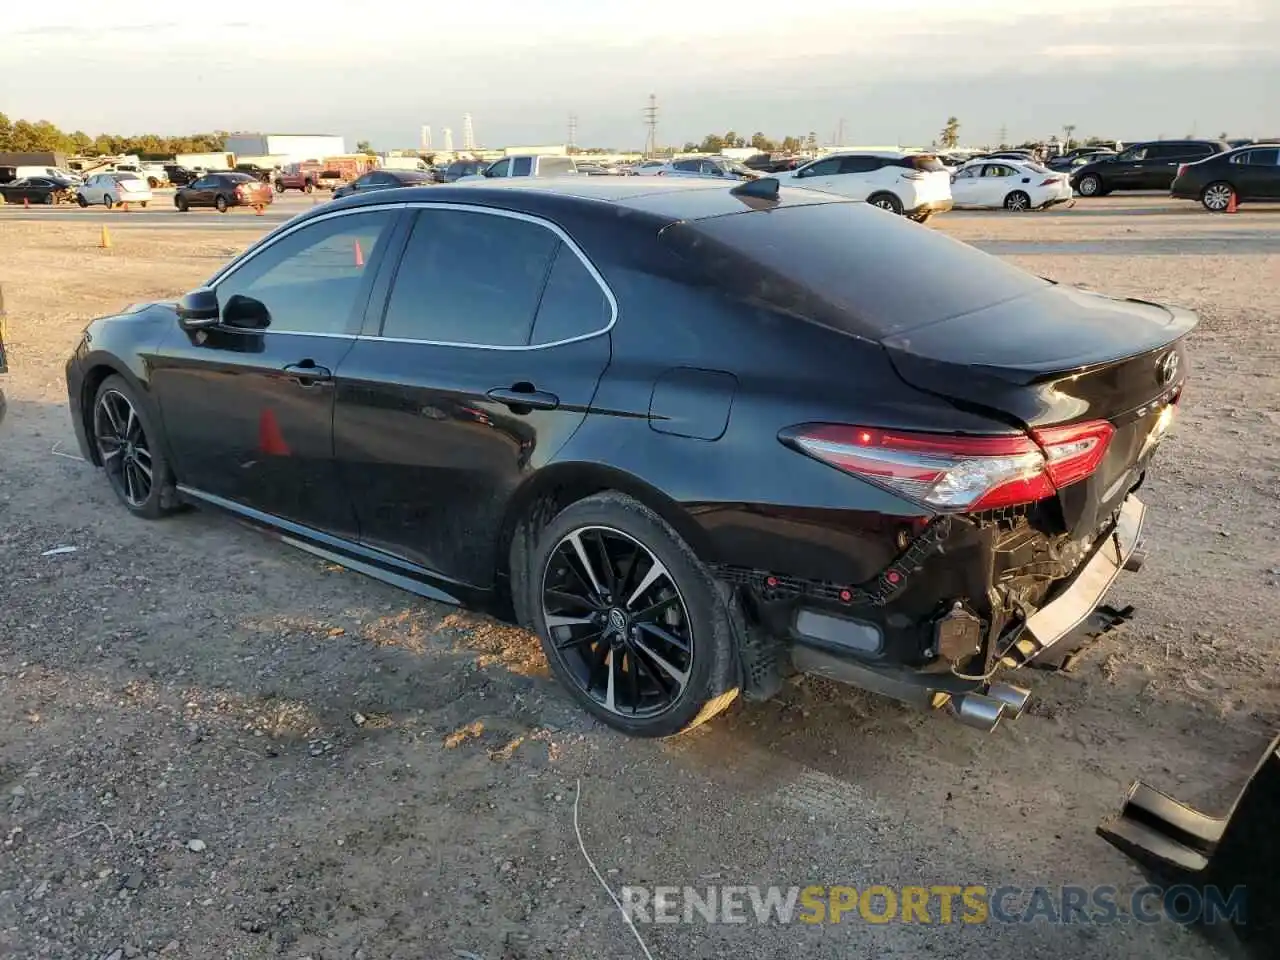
xmin=1098 ymin=732 xmax=1280 ymax=959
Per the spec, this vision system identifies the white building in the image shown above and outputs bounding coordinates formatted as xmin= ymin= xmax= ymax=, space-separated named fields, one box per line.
xmin=222 ymin=133 xmax=347 ymax=166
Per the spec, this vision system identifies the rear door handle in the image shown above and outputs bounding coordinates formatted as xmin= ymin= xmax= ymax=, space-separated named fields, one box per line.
xmin=283 ymin=361 xmax=332 ymax=386
xmin=487 ymin=386 xmax=559 ymax=411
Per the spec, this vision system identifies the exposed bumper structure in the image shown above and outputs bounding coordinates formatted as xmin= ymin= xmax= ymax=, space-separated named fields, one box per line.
xmin=1098 ymin=733 xmax=1280 ymax=959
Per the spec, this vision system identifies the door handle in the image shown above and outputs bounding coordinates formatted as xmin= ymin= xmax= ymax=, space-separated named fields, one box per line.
xmin=487 ymin=385 xmax=559 ymax=412
xmin=282 ymin=360 xmax=332 ymax=386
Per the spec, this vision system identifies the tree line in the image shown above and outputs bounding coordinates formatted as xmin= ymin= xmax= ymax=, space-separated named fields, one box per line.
xmin=0 ymin=113 xmax=225 ymax=157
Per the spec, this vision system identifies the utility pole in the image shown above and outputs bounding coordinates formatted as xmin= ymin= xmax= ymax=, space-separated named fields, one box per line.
xmin=1062 ymin=123 xmax=1076 ymax=149
xmin=568 ymin=114 xmax=578 ymax=152
xmin=836 ymin=118 xmax=845 ymax=147
xmin=999 ymin=122 xmax=1008 ymax=148
xmin=644 ymin=94 xmax=658 ymax=157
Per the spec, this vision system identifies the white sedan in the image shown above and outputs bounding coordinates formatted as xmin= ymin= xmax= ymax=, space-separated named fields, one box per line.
xmin=950 ymin=159 xmax=1073 ymax=210
xmin=77 ymin=172 xmax=154 ymax=209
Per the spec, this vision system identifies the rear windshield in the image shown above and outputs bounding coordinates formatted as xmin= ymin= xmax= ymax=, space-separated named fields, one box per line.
xmin=661 ymin=201 xmax=1046 ymax=339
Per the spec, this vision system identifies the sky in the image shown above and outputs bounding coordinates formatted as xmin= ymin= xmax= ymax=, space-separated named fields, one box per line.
xmin=2 ymin=0 xmax=1277 ymax=150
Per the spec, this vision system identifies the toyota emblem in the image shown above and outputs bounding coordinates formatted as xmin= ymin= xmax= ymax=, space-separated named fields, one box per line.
xmin=1156 ymin=351 xmax=1179 ymax=385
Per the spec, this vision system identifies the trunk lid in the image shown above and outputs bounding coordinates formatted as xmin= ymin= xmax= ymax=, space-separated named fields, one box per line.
xmin=882 ymin=284 xmax=1194 ymax=534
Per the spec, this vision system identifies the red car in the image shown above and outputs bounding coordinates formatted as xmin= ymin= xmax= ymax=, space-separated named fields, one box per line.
xmin=174 ymin=172 xmax=274 ymax=213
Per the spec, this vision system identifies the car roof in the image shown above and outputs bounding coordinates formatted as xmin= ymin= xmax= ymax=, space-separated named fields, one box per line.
xmin=811 ymin=150 xmax=920 ymax=159
xmin=320 ymin=177 xmax=845 ymax=226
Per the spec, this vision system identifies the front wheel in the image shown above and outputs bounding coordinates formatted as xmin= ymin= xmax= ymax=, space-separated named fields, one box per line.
xmin=1201 ymin=182 xmax=1235 ymax=212
xmin=867 ymin=192 xmax=904 ymax=215
xmin=274 ymin=181 xmax=285 ymax=194
xmin=214 ymin=195 xmax=229 ymax=213
xmin=77 ymin=194 xmax=88 ymax=207
xmin=304 ymin=182 xmax=314 ymax=194
xmin=91 ymin=375 xmax=179 ymax=520
xmin=524 ymin=492 xmax=739 ymax=737
xmin=175 ymin=195 xmax=189 ymax=212
xmin=1077 ymin=174 xmax=1102 ymax=197
xmin=1004 ymin=191 xmax=1031 ymax=211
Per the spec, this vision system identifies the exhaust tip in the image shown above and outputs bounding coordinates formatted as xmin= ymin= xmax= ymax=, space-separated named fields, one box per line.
xmin=986 ymin=682 xmax=1032 ymax=719
xmin=950 ymin=693 xmax=1006 ymax=733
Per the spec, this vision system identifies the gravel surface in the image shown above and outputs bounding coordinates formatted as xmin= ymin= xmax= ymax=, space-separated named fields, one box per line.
xmin=1 ymin=198 xmax=1278 ymax=959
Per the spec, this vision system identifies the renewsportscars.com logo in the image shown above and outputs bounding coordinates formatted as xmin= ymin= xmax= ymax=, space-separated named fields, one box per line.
xmin=620 ymin=884 xmax=1247 ymax=926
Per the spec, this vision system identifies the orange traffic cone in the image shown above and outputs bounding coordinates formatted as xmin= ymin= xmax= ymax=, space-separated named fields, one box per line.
xmin=1226 ymin=190 xmax=1238 ymax=214
xmin=122 ymin=202 xmax=130 ymax=213
xmin=99 ymin=225 xmax=112 ymax=249
xmin=354 ymin=240 xmax=364 ymax=267
xmin=24 ymin=197 xmax=29 ymax=209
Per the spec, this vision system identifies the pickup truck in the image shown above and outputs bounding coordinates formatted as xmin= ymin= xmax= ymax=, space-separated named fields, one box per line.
xmin=459 ymin=154 xmax=578 ymax=181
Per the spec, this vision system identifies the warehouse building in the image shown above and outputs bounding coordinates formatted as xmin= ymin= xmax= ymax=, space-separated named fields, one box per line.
xmin=222 ymin=133 xmax=347 ymax=166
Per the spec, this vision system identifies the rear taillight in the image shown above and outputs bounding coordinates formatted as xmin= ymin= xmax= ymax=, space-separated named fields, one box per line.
xmin=1175 ymin=164 xmax=1189 ymax=179
xmin=901 ymin=170 xmax=925 ymax=180
xmin=1039 ymin=177 xmax=1060 ymax=186
xmin=783 ymin=421 xmax=1114 ymax=511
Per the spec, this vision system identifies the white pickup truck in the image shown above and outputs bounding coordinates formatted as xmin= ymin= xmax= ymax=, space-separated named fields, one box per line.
xmin=458 ymin=154 xmax=578 ymax=181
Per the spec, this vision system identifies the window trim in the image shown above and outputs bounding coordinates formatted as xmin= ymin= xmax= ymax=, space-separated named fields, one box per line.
xmin=205 ymin=202 xmax=618 ymax=348
xmin=369 ymin=202 xmax=618 ymax=350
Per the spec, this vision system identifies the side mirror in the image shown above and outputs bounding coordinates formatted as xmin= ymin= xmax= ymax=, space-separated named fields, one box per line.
xmin=176 ymin=287 xmax=220 ymax=330
xmin=221 ymin=294 xmax=271 ymax=331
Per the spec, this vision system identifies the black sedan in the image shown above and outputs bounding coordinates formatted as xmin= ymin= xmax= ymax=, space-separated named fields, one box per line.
xmin=63 ymin=179 xmax=1192 ymax=738
xmin=332 ymin=168 xmax=432 ymax=199
xmin=0 ymin=176 xmax=76 ymax=204
xmin=1171 ymin=143 xmax=1280 ymax=211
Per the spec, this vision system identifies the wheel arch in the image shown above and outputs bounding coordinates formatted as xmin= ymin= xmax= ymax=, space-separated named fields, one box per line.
xmin=496 ymin=461 xmax=714 ymax=626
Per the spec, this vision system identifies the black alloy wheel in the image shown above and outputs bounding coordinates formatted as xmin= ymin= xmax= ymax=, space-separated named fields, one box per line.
xmin=527 ymin=492 xmax=739 ymax=737
xmin=215 ymin=195 xmax=229 ymax=213
xmin=542 ymin=525 xmax=694 ymax=719
xmin=91 ymin=375 xmax=177 ymax=519
xmin=94 ymin=388 xmax=153 ymax=509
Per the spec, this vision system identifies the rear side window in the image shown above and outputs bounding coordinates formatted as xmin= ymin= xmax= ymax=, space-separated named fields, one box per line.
xmin=662 ymin=201 xmax=1046 ymax=339
xmin=529 ymin=245 xmax=611 ymax=345
xmin=540 ymin=157 xmax=574 ymax=176
xmin=1239 ymin=148 xmax=1279 ymax=166
xmin=837 ymin=156 xmax=880 ymax=174
xmin=381 ymin=209 xmax=559 ymax=346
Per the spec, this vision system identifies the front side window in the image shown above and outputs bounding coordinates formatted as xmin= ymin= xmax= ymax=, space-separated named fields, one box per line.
xmin=486 ymin=159 xmax=511 ymax=177
xmin=798 ymin=158 xmax=840 ymax=178
xmin=954 ymin=166 xmax=979 ymax=179
xmin=512 ymin=157 xmax=534 ymax=176
xmin=213 ymin=210 xmax=394 ymax=335
xmin=1118 ymin=146 xmax=1148 ymax=161
xmin=380 ymin=209 xmax=559 ymax=346
xmin=674 ymin=159 xmax=701 ymax=172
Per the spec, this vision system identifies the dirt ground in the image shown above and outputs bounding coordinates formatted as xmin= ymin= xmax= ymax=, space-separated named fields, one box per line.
xmin=1 ymin=201 xmax=1278 ymax=960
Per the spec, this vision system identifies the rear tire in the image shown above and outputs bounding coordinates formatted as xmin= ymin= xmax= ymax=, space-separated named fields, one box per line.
xmin=140 ymin=201 xmax=148 ymax=208
xmin=1201 ymin=182 xmax=1235 ymax=212
xmin=523 ymin=492 xmax=740 ymax=737
xmin=304 ymin=182 xmax=314 ymax=194
xmin=1004 ymin=191 xmax=1031 ymax=211
xmin=274 ymin=181 xmax=285 ymax=194
xmin=867 ymin=192 xmax=904 ymax=215
xmin=215 ymin=195 xmax=228 ymax=213
xmin=909 ymin=211 xmax=932 ymax=224
xmin=1076 ymin=174 xmax=1102 ymax=197
xmin=43 ymin=193 xmax=54 ymax=205
xmin=103 ymin=194 xmax=114 ymax=209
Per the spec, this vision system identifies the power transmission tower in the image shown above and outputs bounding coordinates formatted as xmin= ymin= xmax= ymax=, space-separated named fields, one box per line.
xmin=462 ymin=114 xmax=476 ymax=151
xmin=569 ymin=114 xmax=578 ymax=152
xmin=643 ymin=94 xmax=658 ymax=157
xmin=999 ymin=122 xmax=1008 ymax=147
